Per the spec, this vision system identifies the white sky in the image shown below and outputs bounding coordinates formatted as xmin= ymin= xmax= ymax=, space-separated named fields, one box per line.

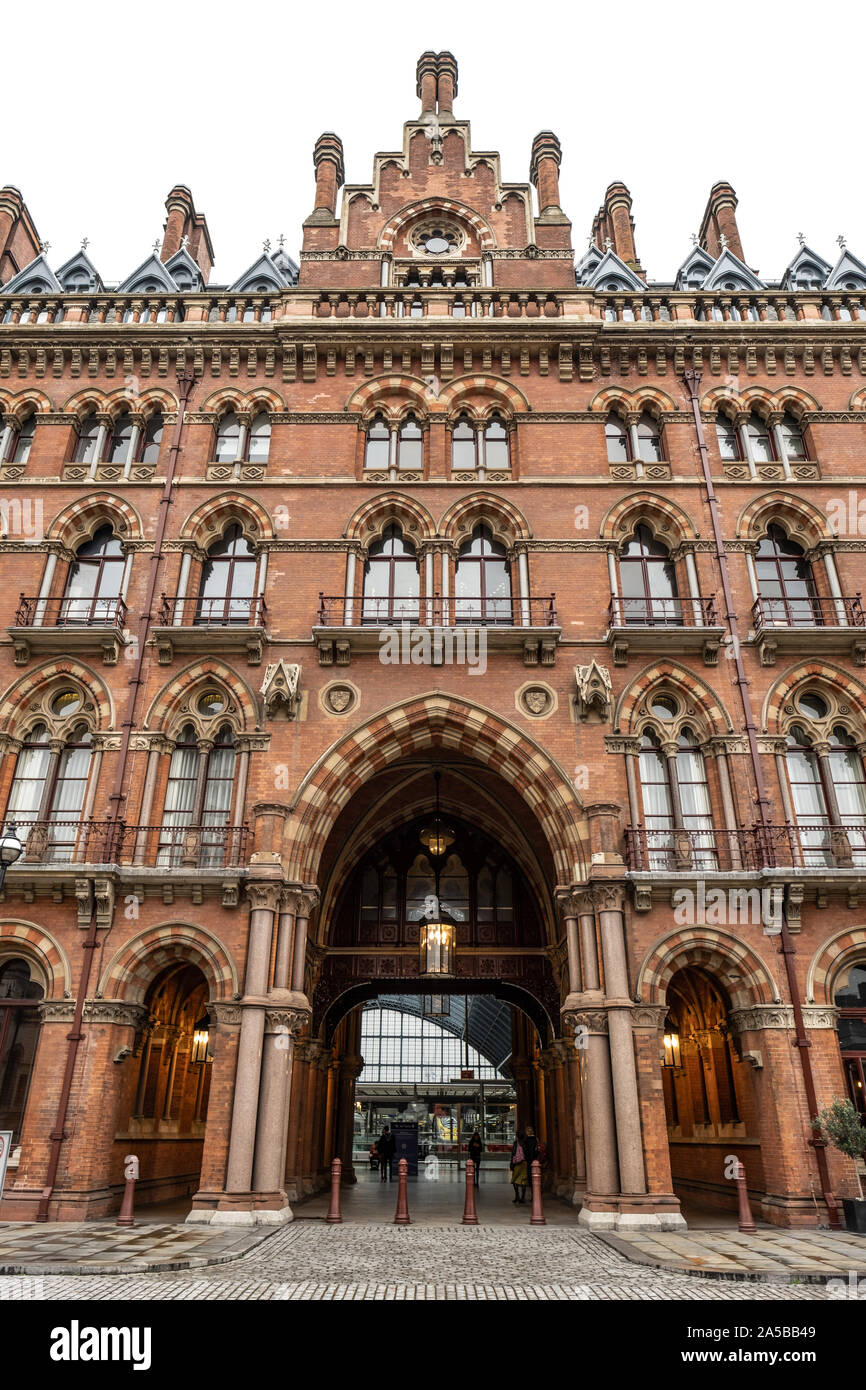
xmin=5 ymin=0 xmax=862 ymax=288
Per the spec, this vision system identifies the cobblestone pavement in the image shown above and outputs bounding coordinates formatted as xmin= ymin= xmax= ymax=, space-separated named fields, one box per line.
xmin=0 ymin=1223 xmax=845 ymax=1300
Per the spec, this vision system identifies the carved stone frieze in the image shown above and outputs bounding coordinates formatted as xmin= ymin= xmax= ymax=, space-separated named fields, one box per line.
xmin=729 ymin=1004 xmax=840 ymax=1033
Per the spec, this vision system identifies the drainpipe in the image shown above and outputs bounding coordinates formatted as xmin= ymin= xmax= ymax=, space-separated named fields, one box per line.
xmin=36 ymin=369 xmax=196 ymax=1222
xmin=683 ymin=368 xmax=841 ymax=1229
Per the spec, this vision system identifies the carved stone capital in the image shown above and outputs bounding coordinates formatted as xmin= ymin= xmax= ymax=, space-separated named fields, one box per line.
xmin=563 ymin=1008 xmax=609 ymax=1035
xmin=729 ymin=1003 xmax=840 ymax=1033
xmin=282 ymin=883 xmax=320 ymax=918
xmin=631 ymin=1004 xmax=669 ymax=1031
xmin=245 ymin=879 xmax=284 ymax=914
xmin=589 ymin=882 xmax=626 ymax=913
xmin=210 ymin=1002 xmax=243 ymax=1027
xmin=555 ymin=885 xmax=594 ymax=920
xmin=264 ymin=1006 xmax=310 ymax=1037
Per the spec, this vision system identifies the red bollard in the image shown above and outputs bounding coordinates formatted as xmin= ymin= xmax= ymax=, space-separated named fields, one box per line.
xmin=462 ymin=1158 xmax=478 ymax=1225
xmin=394 ymin=1157 xmax=411 ymax=1225
xmin=735 ymin=1159 xmax=756 ymax=1233
xmin=529 ymin=1159 xmax=546 ymax=1226
xmin=326 ymin=1157 xmax=343 ymax=1224
xmin=116 ymin=1154 xmax=139 ymax=1227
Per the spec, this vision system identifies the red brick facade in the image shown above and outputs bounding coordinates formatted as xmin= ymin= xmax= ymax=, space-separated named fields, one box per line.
xmin=0 ymin=51 xmax=864 ymax=1230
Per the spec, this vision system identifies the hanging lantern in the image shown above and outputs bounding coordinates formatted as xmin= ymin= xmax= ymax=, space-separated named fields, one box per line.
xmin=191 ymin=1013 xmax=212 ymax=1066
xmin=423 ymin=994 xmax=451 ymax=1016
xmin=419 ymin=768 xmax=454 ymax=857
xmin=420 ymin=920 xmax=455 ymax=976
xmin=661 ymin=1027 xmax=681 ymax=1070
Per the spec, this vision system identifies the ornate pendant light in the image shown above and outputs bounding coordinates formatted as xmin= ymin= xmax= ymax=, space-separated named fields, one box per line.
xmin=419 ymin=769 xmax=455 ymax=857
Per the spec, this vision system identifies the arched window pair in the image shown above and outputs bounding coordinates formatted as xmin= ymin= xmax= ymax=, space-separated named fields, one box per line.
xmin=361 ymin=523 xmax=512 ymax=625
xmin=364 ymin=415 xmax=423 ymax=473
xmin=615 ymin=524 xmax=682 ymax=626
xmin=605 ymin=412 xmax=662 ymax=466
xmin=195 ymin=524 xmax=258 ymax=625
xmin=451 ymin=414 xmax=509 ymax=472
xmin=5 ymin=691 xmax=93 ymax=859
xmin=1 ymin=414 xmax=36 ymax=466
xmin=637 ymin=706 xmax=716 ymax=869
xmin=753 ymin=523 xmax=819 ymax=627
xmin=73 ymin=411 xmax=163 ymax=467
xmin=716 ymin=411 xmax=807 ymax=471
xmin=158 ymin=722 xmax=237 ymax=868
xmin=784 ymin=695 xmax=866 ymax=867
xmin=214 ymin=411 xmax=271 ymax=465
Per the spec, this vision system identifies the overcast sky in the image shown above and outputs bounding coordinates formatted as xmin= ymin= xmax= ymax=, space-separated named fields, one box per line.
xmin=5 ymin=0 xmax=861 ymax=288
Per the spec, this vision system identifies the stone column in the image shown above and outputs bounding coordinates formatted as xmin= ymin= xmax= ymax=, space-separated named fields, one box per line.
xmin=215 ymin=876 xmax=282 ymax=1223
xmin=596 ymin=885 xmax=648 ymax=1202
xmin=575 ymin=1008 xmax=619 ymax=1221
xmin=630 ymin=1004 xmax=685 ymax=1229
xmin=283 ymin=1039 xmax=310 ymax=1203
xmin=563 ymin=1031 xmax=587 ymax=1194
xmin=189 ymin=1002 xmax=242 ymax=1220
xmin=251 ymin=1006 xmax=307 ymax=1205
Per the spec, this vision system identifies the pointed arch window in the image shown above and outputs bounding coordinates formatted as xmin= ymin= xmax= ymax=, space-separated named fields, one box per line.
xmin=638 ymin=726 xmax=716 ymax=869
xmin=785 ymin=724 xmax=833 ymax=866
xmin=484 ymin=414 xmax=509 ymax=470
xmin=60 ymin=525 xmax=125 ymax=624
xmin=214 ymin=411 xmax=242 ymax=462
xmin=779 ymin=412 xmax=807 ymax=461
xmin=195 ymin=524 xmax=258 ymax=625
xmin=362 ymin=524 xmax=420 ymax=624
xmin=6 ymin=720 xmax=93 ymax=859
xmin=108 ymin=410 xmax=135 ymax=464
xmin=73 ymin=416 xmax=101 ymax=464
xmin=451 ymin=415 xmax=476 ymax=470
xmin=716 ymin=414 xmax=742 ymax=461
xmin=746 ymin=412 xmax=774 ymax=464
xmin=785 ymin=722 xmax=866 ymax=867
xmin=605 ymin=416 xmax=630 ymax=463
xmin=755 ymin=524 xmax=819 ymax=626
xmin=247 ymin=411 xmax=271 ymax=463
xmin=364 ymin=415 xmax=390 ymax=471
xmin=0 ymin=957 xmax=45 ymax=1145
xmin=635 ymin=411 xmax=662 ymax=462
xmin=397 ymin=415 xmax=423 ymax=471
xmin=454 ymin=524 xmax=512 ymax=624
xmin=829 ymin=726 xmax=866 ymax=864
xmin=618 ymin=524 xmax=681 ymax=625
xmin=7 ymin=414 xmax=36 ymax=465
xmin=140 ymin=413 xmax=164 ymax=465
xmin=157 ymin=723 xmax=237 ymax=869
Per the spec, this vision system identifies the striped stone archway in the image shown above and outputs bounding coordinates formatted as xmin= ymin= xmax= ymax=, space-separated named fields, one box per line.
xmin=98 ymin=922 xmax=239 ymax=1003
xmin=281 ymin=692 xmax=587 ymax=886
xmin=636 ymin=925 xmax=780 ymax=1011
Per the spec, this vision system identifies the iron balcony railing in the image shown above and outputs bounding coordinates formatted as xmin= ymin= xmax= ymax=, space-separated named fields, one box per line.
xmin=14 ymin=594 xmax=128 ymax=628
xmin=608 ymin=595 xmax=718 ymax=628
xmin=626 ymin=822 xmax=866 ymax=872
xmin=157 ymin=594 xmax=267 ymax=627
xmin=751 ymin=594 xmax=864 ymax=629
xmin=9 ymin=820 xmax=250 ymax=869
xmin=317 ymin=593 xmax=558 ymax=628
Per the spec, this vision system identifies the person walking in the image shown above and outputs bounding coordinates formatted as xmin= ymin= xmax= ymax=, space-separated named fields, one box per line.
xmin=468 ymin=1128 xmax=483 ymax=1186
xmin=377 ymin=1125 xmax=396 ymax=1182
xmin=510 ymin=1130 xmax=528 ymax=1204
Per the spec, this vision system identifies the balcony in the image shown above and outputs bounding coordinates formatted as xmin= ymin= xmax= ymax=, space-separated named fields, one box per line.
xmin=607 ymin=595 xmax=724 ymax=667
xmin=151 ymin=594 xmax=267 ymax=666
xmin=9 ymin=594 xmax=128 ymax=666
xmin=8 ymin=820 xmax=249 ymax=870
xmin=314 ymin=593 xmax=560 ymax=667
xmin=751 ymin=594 xmax=866 ymax=666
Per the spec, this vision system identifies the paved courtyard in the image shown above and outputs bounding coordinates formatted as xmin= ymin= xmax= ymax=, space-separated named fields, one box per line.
xmin=0 ymin=1221 xmax=856 ymax=1301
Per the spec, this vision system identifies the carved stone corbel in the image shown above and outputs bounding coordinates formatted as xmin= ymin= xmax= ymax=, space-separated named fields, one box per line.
xmin=573 ymin=661 xmax=612 ymax=722
xmin=260 ymin=659 xmax=301 ymax=719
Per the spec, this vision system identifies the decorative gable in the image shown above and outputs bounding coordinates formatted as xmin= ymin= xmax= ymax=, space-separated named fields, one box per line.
xmin=118 ymin=252 xmax=178 ymax=295
xmin=165 ymin=247 xmax=204 ymax=291
xmin=575 ymin=244 xmax=603 ymax=286
xmin=2 ymin=252 xmax=62 ymax=296
xmin=56 ymin=250 xmax=103 ymax=294
xmin=582 ymin=248 xmax=645 ymax=293
xmin=674 ymin=245 xmax=715 ymax=290
xmin=781 ymin=244 xmax=832 ymax=291
xmin=825 ymin=248 xmax=866 ymax=292
xmin=230 ymin=251 xmax=296 ymax=294
xmin=701 ymin=248 xmax=764 ymax=292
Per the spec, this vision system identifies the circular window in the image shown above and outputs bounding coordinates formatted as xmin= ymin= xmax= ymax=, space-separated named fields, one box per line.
xmin=650 ymin=696 xmax=678 ymax=720
xmin=797 ymin=692 xmax=828 ymax=720
xmin=197 ymin=691 xmax=226 ymax=717
xmin=51 ymin=690 xmax=82 ymax=717
xmin=425 ymin=235 xmax=451 ymax=255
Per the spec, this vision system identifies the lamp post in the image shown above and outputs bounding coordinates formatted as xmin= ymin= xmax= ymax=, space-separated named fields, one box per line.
xmin=0 ymin=825 xmax=25 ymax=890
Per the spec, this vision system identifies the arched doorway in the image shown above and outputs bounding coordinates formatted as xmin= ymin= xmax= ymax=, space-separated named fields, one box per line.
xmin=114 ymin=962 xmax=212 ymax=1214
xmin=283 ymin=768 xmax=584 ymax=1213
xmin=0 ymin=957 xmax=44 ymax=1151
xmin=661 ymin=965 xmax=762 ymax=1223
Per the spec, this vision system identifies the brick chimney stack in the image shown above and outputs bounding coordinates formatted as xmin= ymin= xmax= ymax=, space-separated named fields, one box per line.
xmin=0 ymin=186 xmax=42 ymax=285
xmin=311 ymin=133 xmax=345 ymax=219
xmin=592 ymin=182 xmax=639 ymax=270
xmin=416 ymin=52 xmax=438 ymax=115
xmin=436 ymin=51 xmax=458 ymax=115
xmin=699 ymin=181 xmax=744 ymax=262
xmin=160 ymin=185 xmax=215 ymax=282
xmin=530 ymin=131 xmax=563 ymax=217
